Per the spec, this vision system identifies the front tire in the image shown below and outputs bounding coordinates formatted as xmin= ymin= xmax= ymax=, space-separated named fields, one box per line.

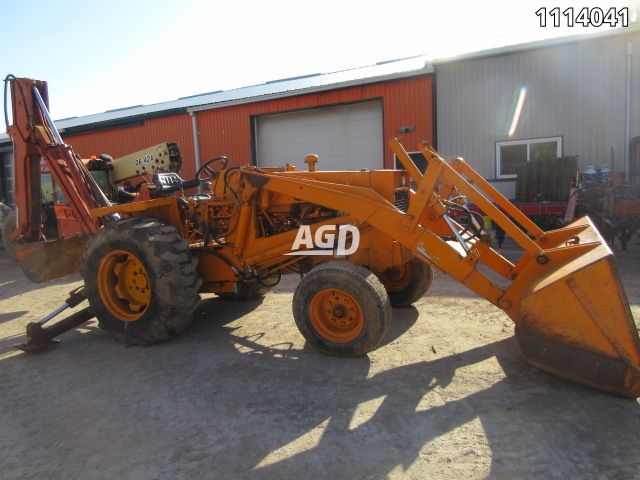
xmin=293 ymin=261 xmax=391 ymax=357
xmin=82 ymin=217 xmax=201 ymax=345
xmin=377 ymin=258 xmax=433 ymax=307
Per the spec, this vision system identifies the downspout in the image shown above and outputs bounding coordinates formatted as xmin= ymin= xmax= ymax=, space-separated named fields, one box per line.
xmin=624 ymin=41 xmax=632 ymax=181
xmin=189 ymin=110 xmax=201 ymax=175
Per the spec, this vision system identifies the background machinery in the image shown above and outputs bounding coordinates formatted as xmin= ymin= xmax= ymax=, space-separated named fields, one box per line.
xmin=83 ymin=142 xmax=183 ymax=201
xmin=1 ymin=142 xmax=182 ymax=258
xmin=4 ymin=75 xmax=640 ymax=397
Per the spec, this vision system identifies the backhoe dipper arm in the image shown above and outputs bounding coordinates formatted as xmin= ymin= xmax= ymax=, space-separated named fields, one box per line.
xmin=5 ymin=75 xmax=110 ymax=242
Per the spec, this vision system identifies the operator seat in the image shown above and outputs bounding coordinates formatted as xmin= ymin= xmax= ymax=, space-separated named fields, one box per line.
xmin=152 ymin=172 xmax=200 ymax=194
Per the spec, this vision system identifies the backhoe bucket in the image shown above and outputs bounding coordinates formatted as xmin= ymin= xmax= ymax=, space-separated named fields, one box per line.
xmin=515 ymin=217 xmax=640 ymax=397
xmin=13 ymin=235 xmax=89 ymax=283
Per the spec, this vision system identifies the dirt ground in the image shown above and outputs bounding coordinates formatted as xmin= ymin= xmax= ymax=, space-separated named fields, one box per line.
xmin=0 ymin=238 xmax=639 ymax=480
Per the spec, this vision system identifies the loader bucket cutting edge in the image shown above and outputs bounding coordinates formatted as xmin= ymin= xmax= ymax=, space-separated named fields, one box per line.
xmin=514 ymin=217 xmax=640 ymax=397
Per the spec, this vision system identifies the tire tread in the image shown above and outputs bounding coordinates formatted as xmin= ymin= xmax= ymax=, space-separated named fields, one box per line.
xmin=81 ymin=217 xmax=200 ymax=345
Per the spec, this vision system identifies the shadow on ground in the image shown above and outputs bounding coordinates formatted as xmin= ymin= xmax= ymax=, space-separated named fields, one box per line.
xmin=1 ymin=295 xmax=638 ymax=480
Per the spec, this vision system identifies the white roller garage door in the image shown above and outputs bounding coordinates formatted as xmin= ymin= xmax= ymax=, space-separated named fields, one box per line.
xmin=256 ymin=101 xmax=383 ymax=171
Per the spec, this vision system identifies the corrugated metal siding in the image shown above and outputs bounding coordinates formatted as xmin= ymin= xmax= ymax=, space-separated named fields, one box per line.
xmin=197 ymin=76 xmax=433 ymax=169
xmin=63 ymin=114 xmax=197 ymax=178
xmin=633 ymin=34 xmax=640 ymax=162
xmin=1 ymin=152 xmax=14 ymax=205
xmin=436 ymin=31 xmax=640 ymax=190
xmin=60 ymin=76 xmax=432 ymax=178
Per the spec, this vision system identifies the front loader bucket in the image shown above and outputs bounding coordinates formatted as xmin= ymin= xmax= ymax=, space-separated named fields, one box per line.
xmin=515 ymin=217 xmax=640 ymax=397
xmin=388 ymin=140 xmax=639 ymax=396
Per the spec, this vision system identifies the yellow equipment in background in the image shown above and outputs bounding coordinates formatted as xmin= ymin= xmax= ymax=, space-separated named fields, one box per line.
xmin=86 ymin=143 xmax=182 ymax=199
xmin=111 ymin=142 xmax=182 ymax=181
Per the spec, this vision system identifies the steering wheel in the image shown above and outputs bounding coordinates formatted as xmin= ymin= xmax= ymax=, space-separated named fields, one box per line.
xmin=196 ymin=156 xmax=229 ymax=181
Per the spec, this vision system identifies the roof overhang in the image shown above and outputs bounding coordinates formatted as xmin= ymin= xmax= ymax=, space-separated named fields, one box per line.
xmin=0 ymin=59 xmax=433 ymax=145
xmin=186 ymin=66 xmax=433 ymax=114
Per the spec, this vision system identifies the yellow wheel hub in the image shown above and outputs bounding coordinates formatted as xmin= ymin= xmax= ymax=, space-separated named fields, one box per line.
xmin=97 ymin=250 xmax=151 ymax=321
xmin=309 ymin=288 xmax=364 ymax=343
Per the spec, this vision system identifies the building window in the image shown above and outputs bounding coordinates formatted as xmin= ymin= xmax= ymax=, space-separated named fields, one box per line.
xmin=496 ymin=137 xmax=562 ymax=179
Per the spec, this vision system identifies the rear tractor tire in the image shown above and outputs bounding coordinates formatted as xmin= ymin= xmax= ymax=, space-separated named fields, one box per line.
xmin=82 ymin=217 xmax=201 ymax=345
xmin=377 ymin=258 xmax=433 ymax=308
xmin=292 ymin=261 xmax=391 ymax=357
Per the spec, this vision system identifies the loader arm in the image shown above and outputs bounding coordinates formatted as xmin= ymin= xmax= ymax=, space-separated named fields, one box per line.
xmin=245 ymin=139 xmax=640 ymax=397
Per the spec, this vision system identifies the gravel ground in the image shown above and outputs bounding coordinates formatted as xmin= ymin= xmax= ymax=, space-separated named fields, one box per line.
xmin=0 ymin=238 xmax=639 ymax=480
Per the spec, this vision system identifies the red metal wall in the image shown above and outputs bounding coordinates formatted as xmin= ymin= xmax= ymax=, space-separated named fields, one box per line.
xmin=197 ymin=75 xmax=433 ymax=169
xmin=63 ymin=75 xmax=433 ymax=176
xmin=63 ymin=115 xmax=197 ymax=178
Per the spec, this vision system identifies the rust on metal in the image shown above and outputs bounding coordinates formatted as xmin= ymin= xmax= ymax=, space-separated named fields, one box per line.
xmin=15 ymin=307 xmax=95 ymax=353
xmin=13 ymin=235 xmax=89 ymax=283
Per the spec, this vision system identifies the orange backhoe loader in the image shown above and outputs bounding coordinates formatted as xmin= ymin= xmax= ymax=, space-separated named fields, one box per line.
xmin=4 ymin=75 xmax=640 ymax=397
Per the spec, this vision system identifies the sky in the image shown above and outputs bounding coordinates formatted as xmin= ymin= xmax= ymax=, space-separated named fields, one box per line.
xmin=1 ymin=0 xmax=638 ymax=124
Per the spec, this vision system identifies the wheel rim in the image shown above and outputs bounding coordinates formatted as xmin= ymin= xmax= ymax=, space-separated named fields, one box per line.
xmin=97 ymin=250 xmax=151 ymax=321
xmin=308 ymin=288 xmax=364 ymax=343
xmin=379 ymin=264 xmax=411 ymax=292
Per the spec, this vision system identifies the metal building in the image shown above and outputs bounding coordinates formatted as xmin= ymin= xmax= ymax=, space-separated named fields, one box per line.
xmin=435 ymin=26 xmax=640 ymax=197
xmin=0 ymin=58 xmax=435 ymax=205
xmin=2 ymin=27 xmax=639 ymax=206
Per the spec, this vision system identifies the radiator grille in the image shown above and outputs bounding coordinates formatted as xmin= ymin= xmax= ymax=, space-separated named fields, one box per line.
xmin=394 ymin=190 xmax=409 ymax=212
